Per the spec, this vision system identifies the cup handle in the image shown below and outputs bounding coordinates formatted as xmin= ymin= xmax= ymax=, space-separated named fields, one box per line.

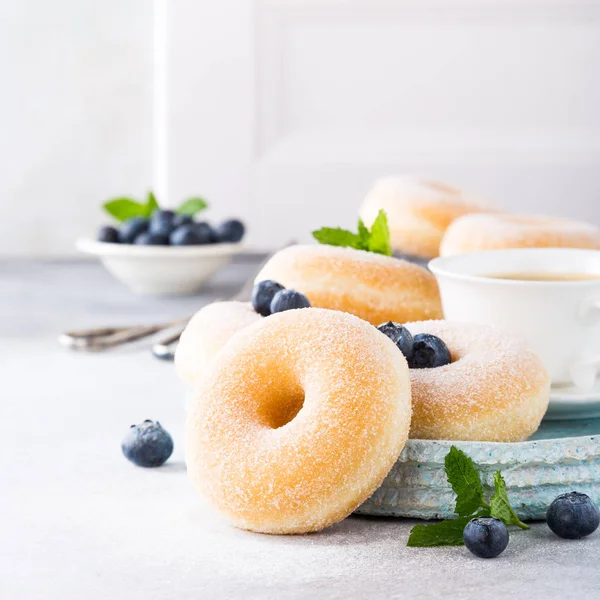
xmin=578 ymin=297 xmax=600 ymax=323
xmin=571 ymin=296 xmax=600 ymax=390
xmin=570 ymin=356 xmax=600 ymax=391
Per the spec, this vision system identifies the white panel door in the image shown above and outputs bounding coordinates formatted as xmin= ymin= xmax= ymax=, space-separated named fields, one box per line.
xmin=163 ymin=0 xmax=600 ymax=250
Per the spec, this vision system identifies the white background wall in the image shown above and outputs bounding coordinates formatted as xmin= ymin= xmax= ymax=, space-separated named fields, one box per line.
xmin=1 ymin=0 xmax=599 ymax=256
xmin=0 ymin=1 xmax=153 ymax=257
xmin=167 ymin=0 xmax=600 ymax=250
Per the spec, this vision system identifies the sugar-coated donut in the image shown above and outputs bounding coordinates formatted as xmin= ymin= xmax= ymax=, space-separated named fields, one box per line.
xmin=405 ymin=320 xmax=550 ymax=442
xmin=175 ymin=302 xmax=261 ymax=390
xmin=359 ymin=176 xmax=493 ymax=259
xmin=186 ymin=308 xmax=412 ymax=534
xmin=254 ymin=244 xmax=442 ymax=326
xmin=440 ymin=213 xmax=600 ymax=256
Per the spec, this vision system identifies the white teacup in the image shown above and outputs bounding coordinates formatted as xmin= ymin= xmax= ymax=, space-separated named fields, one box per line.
xmin=429 ymin=248 xmax=600 ymax=391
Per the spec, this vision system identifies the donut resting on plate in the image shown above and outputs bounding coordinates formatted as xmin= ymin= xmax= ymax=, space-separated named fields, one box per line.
xmin=185 ymin=308 xmax=412 ymax=534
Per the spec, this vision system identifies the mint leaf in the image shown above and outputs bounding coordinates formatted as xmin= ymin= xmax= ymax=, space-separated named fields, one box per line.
xmin=177 ymin=197 xmax=208 ymax=216
xmin=367 ymin=210 xmax=392 ymax=256
xmin=490 ymin=471 xmax=530 ymax=530
xmin=145 ymin=191 xmax=159 ymax=216
xmin=407 ymin=516 xmax=472 ymax=547
xmin=357 ymin=219 xmax=370 ymax=250
xmin=103 ymin=198 xmax=148 ymax=222
xmin=408 ymin=449 xmax=531 ymax=549
xmin=312 ymin=210 xmax=392 ymax=255
xmin=312 ymin=227 xmax=363 ymax=249
xmin=445 ymin=446 xmax=489 ymax=517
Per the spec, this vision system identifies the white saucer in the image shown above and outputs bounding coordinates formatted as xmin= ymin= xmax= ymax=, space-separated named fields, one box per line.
xmin=545 ymin=379 xmax=600 ymax=420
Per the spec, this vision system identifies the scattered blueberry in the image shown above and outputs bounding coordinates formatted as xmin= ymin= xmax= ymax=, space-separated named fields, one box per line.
xmin=118 ymin=216 xmax=149 ymax=243
xmin=463 ymin=517 xmax=509 ymax=559
xmin=121 ymin=420 xmax=174 ymax=468
xmin=214 ymin=219 xmax=245 ymax=243
xmin=252 ymin=280 xmax=286 ymax=316
xmin=171 ymin=213 xmax=193 ymax=228
xmin=270 ymin=289 xmax=311 ymax=313
xmin=377 ymin=321 xmax=414 ymax=360
xmin=191 ymin=221 xmax=215 ymax=244
xmin=149 ymin=209 xmax=176 ymax=237
xmin=97 ymin=225 xmax=119 ymax=243
xmin=134 ymin=231 xmax=169 ymax=245
xmin=546 ymin=492 xmax=600 ymax=539
xmin=408 ymin=333 xmax=451 ymax=369
xmin=169 ymin=224 xmax=205 ymax=246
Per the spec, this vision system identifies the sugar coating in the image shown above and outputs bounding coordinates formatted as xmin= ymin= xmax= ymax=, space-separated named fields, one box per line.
xmin=359 ymin=176 xmax=494 ymax=258
xmin=254 ymin=244 xmax=442 ymax=326
xmin=175 ymin=302 xmax=261 ymax=389
xmin=440 ymin=213 xmax=600 ymax=256
xmin=405 ymin=320 xmax=550 ymax=442
xmin=185 ymin=308 xmax=412 ymax=534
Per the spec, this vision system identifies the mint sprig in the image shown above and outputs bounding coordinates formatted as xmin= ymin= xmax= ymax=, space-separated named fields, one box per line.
xmin=407 ymin=516 xmax=473 ymax=547
xmin=407 ymin=446 xmax=530 ymax=547
xmin=311 ymin=210 xmax=393 ymax=256
xmin=445 ymin=446 xmax=489 ymax=517
xmin=490 ymin=471 xmax=529 ymax=530
xmin=103 ymin=197 xmax=149 ymax=222
xmin=176 ymin=197 xmax=208 ymax=216
xmin=102 ymin=192 xmax=209 ymax=223
xmin=146 ymin=191 xmax=159 ymax=215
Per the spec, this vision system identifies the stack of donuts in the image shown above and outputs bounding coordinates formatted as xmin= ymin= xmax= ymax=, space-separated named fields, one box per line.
xmin=359 ymin=175 xmax=600 ymax=259
xmin=179 ymin=229 xmax=552 ymax=535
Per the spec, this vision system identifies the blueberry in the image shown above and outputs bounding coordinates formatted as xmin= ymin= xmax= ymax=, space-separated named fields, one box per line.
xmin=97 ymin=225 xmax=119 ymax=243
xmin=118 ymin=217 xmax=149 ymax=244
xmin=252 ymin=280 xmax=285 ymax=316
xmin=121 ymin=420 xmax=174 ymax=468
xmin=270 ymin=289 xmax=311 ymax=313
xmin=408 ymin=333 xmax=451 ymax=369
xmin=169 ymin=224 xmax=205 ymax=246
xmin=546 ymin=491 xmax=600 ymax=539
xmin=172 ymin=213 xmax=193 ymax=228
xmin=463 ymin=517 xmax=509 ymax=559
xmin=134 ymin=232 xmax=169 ymax=245
xmin=149 ymin=209 xmax=176 ymax=237
xmin=377 ymin=321 xmax=414 ymax=360
xmin=191 ymin=221 xmax=215 ymax=244
xmin=214 ymin=219 xmax=245 ymax=243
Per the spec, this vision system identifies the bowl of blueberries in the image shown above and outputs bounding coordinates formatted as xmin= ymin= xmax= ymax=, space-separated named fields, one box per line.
xmin=77 ymin=192 xmax=246 ymax=296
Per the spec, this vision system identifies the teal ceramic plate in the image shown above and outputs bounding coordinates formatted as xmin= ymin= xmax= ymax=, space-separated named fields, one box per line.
xmin=357 ymin=418 xmax=600 ymax=520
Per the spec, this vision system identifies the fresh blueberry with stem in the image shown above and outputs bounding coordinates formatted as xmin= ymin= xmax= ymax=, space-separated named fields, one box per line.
xmin=546 ymin=491 xmax=600 ymax=539
xmin=214 ymin=219 xmax=245 ymax=243
xmin=134 ymin=232 xmax=169 ymax=245
xmin=191 ymin=221 xmax=215 ymax=244
xmin=408 ymin=333 xmax=451 ymax=368
xmin=121 ymin=420 xmax=174 ymax=468
xmin=270 ymin=289 xmax=311 ymax=314
xmin=149 ymin=209 xmax=176 ymax=237
xmin=97 ymin=225 xmax=119 ymax=243
xmin=463 ymin=517 xmax=509 ymax=559
xmin=377 ymin=321 xmax=414 ymax=360
xmin=118 ymin=216 xmax=149 ymax=244
xmin=252 ymin=280 xmax=286 ymax=316
xmin=169 ymin=224 xmax=206 ymax=246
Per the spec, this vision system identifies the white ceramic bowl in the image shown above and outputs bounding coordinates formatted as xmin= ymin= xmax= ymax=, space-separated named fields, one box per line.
xmin=77 ymin=238 xmax=244 ymax=296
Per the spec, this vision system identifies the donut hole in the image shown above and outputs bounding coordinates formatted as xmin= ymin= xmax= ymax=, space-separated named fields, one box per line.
xmin=256 ymin=383 xmax=306 ymax=430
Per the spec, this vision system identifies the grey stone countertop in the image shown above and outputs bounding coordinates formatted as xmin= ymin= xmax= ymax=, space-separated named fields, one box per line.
xmin=1 ymin=258 xmax=599 ymax=600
